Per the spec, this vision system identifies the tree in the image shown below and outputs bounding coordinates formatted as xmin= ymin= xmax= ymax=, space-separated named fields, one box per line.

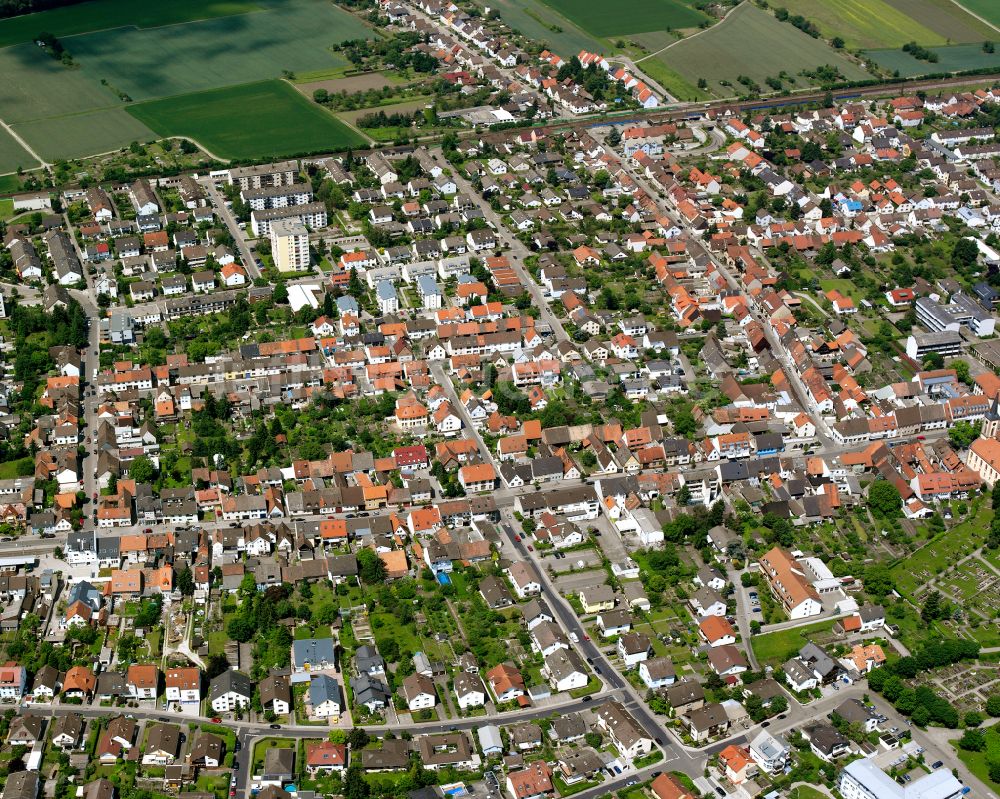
xmin=205 ymin=653 xmax=230 ymax=680
xmin=949 ymin=421 xmax=981 ymax=450
xmin=952 ymin=237 xmax=979 ymax=270
xmin=347 ymin=728 xmax=370 ymax=750
xmin=176 ymin=566 xmax=194 ymax=596
xmin=357 ymin=548 xmax=386 ymax=584
xmin=921 ymin=590 xmax=944 ymax=623
xmin=129 ymin=455 xmax=155 ymax=484
xmin=584 ymin=732 xmax=602 ymax=748
xmin=769 ymin=695 xmax=788 ymax=714
xmin=868 ymin=480 xmax=902 ymax=518
xmin=344 ymin=766 xmax=370 ymax=799
xmin=986 ymin=694 xmax=1000 ymax=717
xmin=863 ymin=564 xmax=894 ymax=597
xmin=922 ymin=351 xmax=944 ymax=370
xmin=965 ymin=711 xmax=984 ymax=727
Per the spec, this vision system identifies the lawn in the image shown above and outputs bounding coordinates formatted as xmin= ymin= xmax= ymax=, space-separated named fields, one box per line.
xmin=890 ymin=507 xmax=991 ymax=598
xmin=952 ymin=728 xmax=1000 ymax=791
xmin=866 ymin=43 xmax=1000 ymax=77
xmin=751 ymin=618 xmax=838 ymax=665
xmin=658 ymin=4 xmax=869 ymax=98
xmin=0 ymin=0 xmax=262 ymax=47
xmin=0 ymin=199 xmax=13 ymax=219
xmin=771 ymin=0 xmax=947 ymax=49
xmin=540 ymin=0 xmax=707 ymax=37
xmin=819 ymin=278 xmax=863 ymax=302
xmin=0 ymin=125 xmax=35 ymax=174
xmin=127 ymin=80 xmax=366 ymax=160
xmin=0 ymin=456 xmax=32 ymax=479
xmin=0 ymin=174 xmax=22 ymax=194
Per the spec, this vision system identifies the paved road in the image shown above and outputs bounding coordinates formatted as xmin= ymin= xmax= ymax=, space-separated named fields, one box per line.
xmin=437 ymin=146 xmax=570 ymax=345
xmin=200 ymin=179 xmax=261 ymax=280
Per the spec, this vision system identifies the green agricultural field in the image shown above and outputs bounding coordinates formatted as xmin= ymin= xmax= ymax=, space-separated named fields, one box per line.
xmin=0 ymin=127 xmax=36 ymax=174
xmin=773 ymin=0 xmax=947 ymax=49
xmin=658 ymin=4 xmax=868 ymax=98
xmin=0 ymin=0 xmax=262 ymax=47
xmin=882 ymin=0 xmax=998 ymax=44
xmin=751 ymin=619 xmax=838 ymax=665
xmin=15 ymin=108 xmax=156 ymax=161
xmin=0 ymin=45 xmax=123 ymax=124
xmin=0 ymin=0 xmax=373 ymax=163
xmin=66 ymin=0 xmax=368 ymax=102
xmin=127 ymin=80 xmax=366 ymax=160
xmin=541 ymin=0 xmax=707 ymax=37
xmin=867 ymin=43 xmax=1000 ymax=77
xmin=957 ymin=0 xmax=1000 ymax=28
xmin=487 ymin=0 xmax=606 ymax=59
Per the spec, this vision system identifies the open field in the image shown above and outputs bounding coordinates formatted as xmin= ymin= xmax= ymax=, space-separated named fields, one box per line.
xmin=541 ymin=0 xmax=707 ymax=37
xmin=773 ymin=0 xmax=951 ymax=49
xmin=956 ymin=0 xmax=1000 ymax=28
xmin=0 ymin=45 xmax=123 ymax=123
xmin=65 ymin=0 xmax=368 ymax=103
xmin=0 ymin=0 xmax=374 ymax=163
xmin=657 ymin=4 xmax=869 ymax=98
xmin=16 ymin=108 xmax=155 ymax=161
xmin=337 ymin=97 xmax=433 ymax=125
xmin=751 ymin=618 xmax=838 ymax=665
xmin=867 ymin=43 xmax=1000 ymax=77
xmin=487 ymin=0 xmax=606 ymax=58
xmin=295 ymin=72 xmax=400 ymax=97
xmin=0 ymin=0 xmax=262 ymax=48
xmin=883 ymin=0 xmax=998 ymax=43
xmin=628 ymin=51 xmax=707 ymax=101
xmin=127 ymin=80 xmax=366 ymax=159
xmin=0 ymin=126 xmax=36 ymax=173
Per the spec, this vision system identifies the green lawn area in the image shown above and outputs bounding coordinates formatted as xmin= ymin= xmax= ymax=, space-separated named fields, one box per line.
xmin=0 ymin=0 xmax=262 ymax=47
xmin=540 ymin=0 xmax=707 ymax=36
xmin=658 ymin=3 xmax=869 ymax=99
xmin=0 ymin=174 xmax=22 ymax=194
xmin=207 ymin=630 xmax=228 ymax=656
xmin=866 ymin=43 xmax=1000 ymax=77
xmin=127 ymin=80 xmax=366 ymax=160
xmin=891 ymin=507 xmax=991 ymax=598
xmin=751 ymin=619 xmax=838 ymax=665
xmin=0 ymin=457 xmax=33 ymax=480
xmin=252 ymin=738 xmax=295 ymax=771
xmin=0 ymin=199 xmax=14 ymax=220
xmin=790 ymin=787 xmax=831 ymax=799
xmin=952 ymin=728 xmax=1000 ymax=791
xmin=819 ymin=278 xmax=863 ymax=302
xmin=15 ymin=108 xmax=156 ymax=161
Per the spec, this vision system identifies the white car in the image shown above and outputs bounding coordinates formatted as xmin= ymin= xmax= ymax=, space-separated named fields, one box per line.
xmin=569 ymin=632 xmax=579 ymax=643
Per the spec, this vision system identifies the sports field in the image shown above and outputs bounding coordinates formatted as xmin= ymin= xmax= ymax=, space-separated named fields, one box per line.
xmin=956 ymin=0 xmax=1000 ymax=28
xmin=0 ymin=126 xmax=36 ymax=174
xmin=127 ymin=80 xmax=367 ymax=160
xmin=540 ymin=0 xmax=707 ymax=36
xmin=868 ymin=43 xmax=1000 ymax=77
xmin=658 ymin=3 xmax=869 ymax=97
xmin=0 ymin=0 xmax=262 ymax=47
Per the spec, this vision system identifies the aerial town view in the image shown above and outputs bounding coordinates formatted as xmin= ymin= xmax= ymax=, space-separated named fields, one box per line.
xmin=6 ymin=3 xmax=1000 ymax=799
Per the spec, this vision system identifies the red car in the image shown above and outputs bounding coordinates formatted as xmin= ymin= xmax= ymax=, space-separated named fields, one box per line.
xmin=211 ymin=717 xmax=222 ymax=724
xmin=514 ymin=534 xmax=521 ymax=542
xmin=527 ymin=545 xmax=534 ymax=551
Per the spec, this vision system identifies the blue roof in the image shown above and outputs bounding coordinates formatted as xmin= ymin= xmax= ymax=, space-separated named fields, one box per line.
xmin=309 ymin=674 xmax=341 ymax=706
xmin=293 ymin=637 xmax=335 ymax=667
